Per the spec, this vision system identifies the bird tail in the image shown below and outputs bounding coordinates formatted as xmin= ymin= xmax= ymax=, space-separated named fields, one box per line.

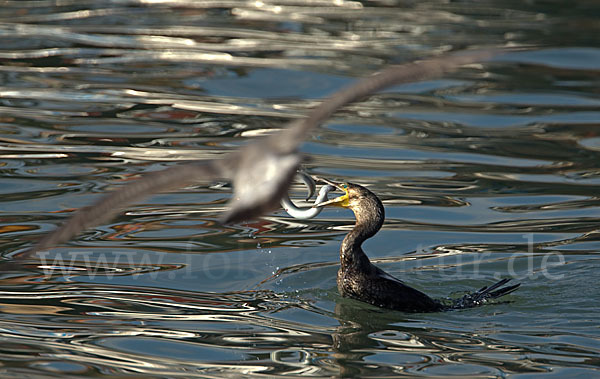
xmin=449 ymin=278 xmax=520 ymax=310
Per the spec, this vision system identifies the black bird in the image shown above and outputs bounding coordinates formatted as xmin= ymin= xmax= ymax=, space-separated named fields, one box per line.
xmin=314 ymin=180 xmax=520 ymax=312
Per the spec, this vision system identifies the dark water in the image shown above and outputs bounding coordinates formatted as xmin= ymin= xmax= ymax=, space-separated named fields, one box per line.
xmin=1 ymin=1 xmax=599 ymax=377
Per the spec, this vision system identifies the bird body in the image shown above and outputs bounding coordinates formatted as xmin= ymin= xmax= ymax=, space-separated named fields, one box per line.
xmin=315 ymin=180 xmax=519 ymax=312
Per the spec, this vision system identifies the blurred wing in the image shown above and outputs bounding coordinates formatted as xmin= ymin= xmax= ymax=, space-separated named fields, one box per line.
xmin=19 ymin=161 xmax=223 ymax=258
xmin=19 ymin=48 xmax=505 ymax=257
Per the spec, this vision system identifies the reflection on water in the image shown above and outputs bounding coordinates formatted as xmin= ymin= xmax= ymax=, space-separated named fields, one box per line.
xmin=1 ymin=0 xmax=600 ymax=377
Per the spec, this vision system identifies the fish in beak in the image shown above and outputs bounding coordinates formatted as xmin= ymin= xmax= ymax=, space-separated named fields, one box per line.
xmin=312 ymin=177 xmax=350 ymax=208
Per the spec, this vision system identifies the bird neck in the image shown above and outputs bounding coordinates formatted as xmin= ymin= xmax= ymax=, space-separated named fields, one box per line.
xmin=340 ymin=191 xmax=385 ymax=269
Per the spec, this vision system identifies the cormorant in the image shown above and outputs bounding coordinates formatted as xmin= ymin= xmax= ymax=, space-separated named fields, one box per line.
xmin=313 ymin=179 xmax=520 ymax=312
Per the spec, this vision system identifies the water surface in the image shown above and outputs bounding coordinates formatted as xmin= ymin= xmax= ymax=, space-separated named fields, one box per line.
xmin=0 ymin=0 xmax=599 ymax=377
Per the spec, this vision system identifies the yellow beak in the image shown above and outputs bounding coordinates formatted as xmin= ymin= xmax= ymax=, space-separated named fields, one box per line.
xmin=313 ymin=180 xmax=350 ymax=208
xmin=313 ymin=194 xmax=349 ymax=208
